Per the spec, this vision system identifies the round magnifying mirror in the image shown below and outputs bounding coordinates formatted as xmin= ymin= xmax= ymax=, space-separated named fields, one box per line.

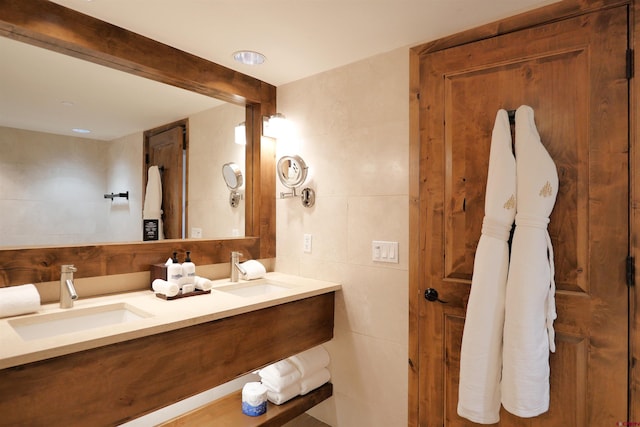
xmin=277 ymin=155 xmax=308 ymax=189
xmin=222 ymin=163 xmax=243 ymax=190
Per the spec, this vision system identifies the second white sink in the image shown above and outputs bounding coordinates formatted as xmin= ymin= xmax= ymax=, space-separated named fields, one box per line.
xmin=9 ymin=303 xmax=152 ymax=341
xmin=213 ymin=281 xmax=291 ymax=297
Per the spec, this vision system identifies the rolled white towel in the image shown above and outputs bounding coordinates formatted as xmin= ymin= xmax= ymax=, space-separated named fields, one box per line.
xmin=288 ymin=345 xmax=330 ymax=377
xmin=260 ymin=369 xmax=301 ymax=392
xmin=152 ymin=279 xmax=179 ymax=298
xmin=0 ymin=284 xmax=41 ymax=318
xmin=265 ymin=382 xmax=301 ymax=405
xmin=300 ymin=368 xmax=331 ymax=395
xmin=240 ymin=260 xmax=266 ymax=280
xmin=260 ymin=359 xmax=298 ymax=379
xmin=194 ymin=276 xmax=212 ymax=291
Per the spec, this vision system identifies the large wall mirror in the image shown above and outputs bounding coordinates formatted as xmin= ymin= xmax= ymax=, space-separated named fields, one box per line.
xmin=0 ymin=0 xmax=276 ymax=286
xmin=1 ymin=36 xmax=247 ymax=246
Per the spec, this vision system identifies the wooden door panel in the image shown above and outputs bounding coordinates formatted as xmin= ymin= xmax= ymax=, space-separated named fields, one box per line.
xmin=417 ymin=6 xmax=628 ymax=426
xmin=443 ymin=48 xmax=589 ymax=289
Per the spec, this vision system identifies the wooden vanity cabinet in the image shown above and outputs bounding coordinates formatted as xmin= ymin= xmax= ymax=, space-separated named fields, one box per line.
xmin=0 ymin=293 xmax=335 ymax=426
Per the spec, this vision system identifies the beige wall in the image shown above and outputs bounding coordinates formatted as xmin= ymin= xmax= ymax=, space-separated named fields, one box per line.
xmin=276 ymin=47 xmax=409 ymax=426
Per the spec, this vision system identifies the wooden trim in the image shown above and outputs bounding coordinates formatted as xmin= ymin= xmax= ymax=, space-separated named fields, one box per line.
xmin=411 ymin=0 xmax=630 ymax=56
xmin=631 ymin=1 xmax=639 ymax=422
xmin=408 ymin=0 xmax=635 ymax=424
xmin=0 ymin=293 xmax=335 ymax=426
xmin=0 ymin=0 xmax=268 ymax=105
xmin=0 ymin=0 xmax=277 ymax=286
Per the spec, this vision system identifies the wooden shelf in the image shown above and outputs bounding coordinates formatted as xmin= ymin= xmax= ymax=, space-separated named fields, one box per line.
xmin=160 ymin=383 xmax=333 ymax=427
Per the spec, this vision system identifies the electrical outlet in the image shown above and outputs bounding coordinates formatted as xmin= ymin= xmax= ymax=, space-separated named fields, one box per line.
xmin=303 ymin=234 xmax=312 ymax=253
xmin=191 ymin=227 xmax=202 ymax=238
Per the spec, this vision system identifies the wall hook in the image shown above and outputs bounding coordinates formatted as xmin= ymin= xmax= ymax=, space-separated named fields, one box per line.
xmin=104 ymin=191 xmax=129 ymax=201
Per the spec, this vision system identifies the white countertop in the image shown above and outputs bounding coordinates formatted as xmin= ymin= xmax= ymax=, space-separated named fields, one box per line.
xmin=0 ymin=272 xmax=341 ymax=370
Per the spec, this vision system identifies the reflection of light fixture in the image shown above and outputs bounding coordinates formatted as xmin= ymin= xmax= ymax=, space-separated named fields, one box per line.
xmin=262 ymin=113 xmax=287 ymax=139
xmin=234 ymin=122 xmax=246 ymax=145
xmin=233 ymin=50 xmax=266 ymax=65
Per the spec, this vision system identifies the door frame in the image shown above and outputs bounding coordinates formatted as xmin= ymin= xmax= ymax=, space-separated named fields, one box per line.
xmin=408 ymin=0 xmax=639 ymax=424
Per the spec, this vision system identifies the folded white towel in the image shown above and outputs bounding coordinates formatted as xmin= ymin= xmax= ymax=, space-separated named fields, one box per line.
xmin=152 ymin=279 xmax=179 ymax=298
xmin=240 ymin=260 xmax=266 ymax=280
xmin=300 ymin=368 xmax=331 ymax=395
xmin=265 ymin=382 xmax=301 ymax=405
xmin=260 ymin=369 xmax=301 ymax=393
xmin=288 ymin=345 xmax=330 ymax=377
xmin=0 ymin=284 xmax=41 ymax=318
xmin=260 ymin=359 xmax=298 ymax=379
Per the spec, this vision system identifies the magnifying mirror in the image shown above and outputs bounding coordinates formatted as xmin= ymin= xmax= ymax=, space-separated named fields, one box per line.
xmin=277 ymin=155 xmax=308 ymax=189
xmin=276 ymin=155 xmax=315 ymax=208
xmin=222 ymin=163 xmax=243 ymax=207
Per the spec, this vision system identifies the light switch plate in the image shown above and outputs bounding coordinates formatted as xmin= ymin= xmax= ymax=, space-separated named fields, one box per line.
xmin=303 ymin=234 xmax=312 ymax=253
xmin=372 ymin=241 xmax=399 ymax=263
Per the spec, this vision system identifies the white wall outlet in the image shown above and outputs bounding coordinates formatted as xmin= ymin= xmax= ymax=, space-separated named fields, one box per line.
xmin=303 ymin=234 xmax=312 ymax=253
xmin=372 ymin=240 xmax=399 ymax=263
xmin=191 ymin=227 xmax=202 ymax=238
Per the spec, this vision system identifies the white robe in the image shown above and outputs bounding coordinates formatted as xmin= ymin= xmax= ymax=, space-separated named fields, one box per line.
xmin=457 ymin=109 xmax=516 ymax=424
xmin=501 ymin=105 xmax=558 ymax=417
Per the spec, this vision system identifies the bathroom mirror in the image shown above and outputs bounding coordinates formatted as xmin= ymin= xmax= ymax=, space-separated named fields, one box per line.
xmin=0 ymin=0 xmax=276 ymax=286
xmin=0 ymin=20 xmax=244 ymax=246
xmin=277 ymin=155 xmax=309 ymax=189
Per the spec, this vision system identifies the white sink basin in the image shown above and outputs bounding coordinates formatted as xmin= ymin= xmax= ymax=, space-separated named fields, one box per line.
xmin=9 ymin=303 xmax=152 ymax=341
xmin=214 ymin=281 xmax=291 ymax=297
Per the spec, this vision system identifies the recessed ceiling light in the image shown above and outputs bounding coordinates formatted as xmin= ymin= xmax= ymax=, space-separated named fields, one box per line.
xmin=233 ymin=50 xmax=266 ymax=65
xmin=72 ymin=128 xmax=91 ymax=134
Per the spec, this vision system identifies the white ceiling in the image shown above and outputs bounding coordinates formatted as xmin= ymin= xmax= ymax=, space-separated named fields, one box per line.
xmin=1 ymin=0 xmax=558 ymax=140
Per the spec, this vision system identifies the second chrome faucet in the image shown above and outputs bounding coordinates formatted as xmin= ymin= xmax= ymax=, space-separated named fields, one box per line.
xmin=230 ymin=251 xmax=247 ymax=282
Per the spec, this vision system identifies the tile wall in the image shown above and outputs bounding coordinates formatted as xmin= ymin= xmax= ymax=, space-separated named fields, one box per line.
xmin=275 ymin=47 xmax=409 ymax=426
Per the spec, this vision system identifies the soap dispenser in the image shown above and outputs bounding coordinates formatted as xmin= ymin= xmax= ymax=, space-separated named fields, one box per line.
xmin=167 ymin=251 xmax=183 ymax=286
xmin=182 ymin=251 xmax=196 ymax=286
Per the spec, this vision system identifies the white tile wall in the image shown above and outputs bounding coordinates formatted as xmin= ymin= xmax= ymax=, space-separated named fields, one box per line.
xmin=275 ymin=47 xmax=409 ymax=426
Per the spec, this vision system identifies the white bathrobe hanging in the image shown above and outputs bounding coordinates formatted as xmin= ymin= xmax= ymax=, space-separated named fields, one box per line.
xmin=143 ymin=165 xmax=164 ymax=240
xmin=501 ymin=105 xmax=558 ymax=417
xmin=457 ymin=109 xmax=516 ymax=424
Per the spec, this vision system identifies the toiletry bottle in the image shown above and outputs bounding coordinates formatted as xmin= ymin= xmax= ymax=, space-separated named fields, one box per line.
xmin=167 ymin=251 xmax=183 ymax=286
xmin=182 ymin=251 xmax=196 ymax=286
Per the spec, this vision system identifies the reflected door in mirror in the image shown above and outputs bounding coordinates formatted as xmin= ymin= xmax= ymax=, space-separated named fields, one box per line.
xmin=144 ymin=122 xmax=186 ymax=239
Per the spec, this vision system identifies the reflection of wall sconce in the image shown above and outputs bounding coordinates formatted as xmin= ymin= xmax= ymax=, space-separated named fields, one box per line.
xmin=234 ymin=122 xmax=246 ymax=145
xmin=262 ymin=113 xmax=287 ymax=139
xmin=277 ymin=155 xmax=315 ymax=208
xmin=222 ymin=163 xmax=243 ymax=208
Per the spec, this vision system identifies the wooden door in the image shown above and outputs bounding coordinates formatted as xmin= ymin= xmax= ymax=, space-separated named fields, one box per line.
xmin=144 ymin=122 xmax=187 ymax=239
xmin=412 ymin=5 xmax=629 ymax=426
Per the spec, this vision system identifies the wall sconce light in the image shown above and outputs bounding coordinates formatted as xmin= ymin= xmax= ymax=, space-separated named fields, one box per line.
xmin=234 ymin=122 xmax=246 ymax=145
xmin=262 ymin=113 xmax=287 ymax=139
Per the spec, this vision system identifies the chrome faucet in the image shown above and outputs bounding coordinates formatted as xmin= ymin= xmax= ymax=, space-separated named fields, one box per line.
xmin=230 ymin=251 xmax=247 ymax=282
xmin=60 ymin=264 xmax=78 ymax=308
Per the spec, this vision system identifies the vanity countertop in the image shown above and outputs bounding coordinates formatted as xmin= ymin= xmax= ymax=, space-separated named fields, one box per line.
xmin=0 ymin=272 xmax=341 ymax=370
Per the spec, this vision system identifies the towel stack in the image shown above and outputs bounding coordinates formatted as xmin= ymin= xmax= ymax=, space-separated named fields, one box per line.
xmin=259 ymin=345 xmax=331 ymax=405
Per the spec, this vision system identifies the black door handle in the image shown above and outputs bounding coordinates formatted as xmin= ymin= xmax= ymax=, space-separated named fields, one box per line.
xmin=424 ymin=288 xmax=448 ymax=304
